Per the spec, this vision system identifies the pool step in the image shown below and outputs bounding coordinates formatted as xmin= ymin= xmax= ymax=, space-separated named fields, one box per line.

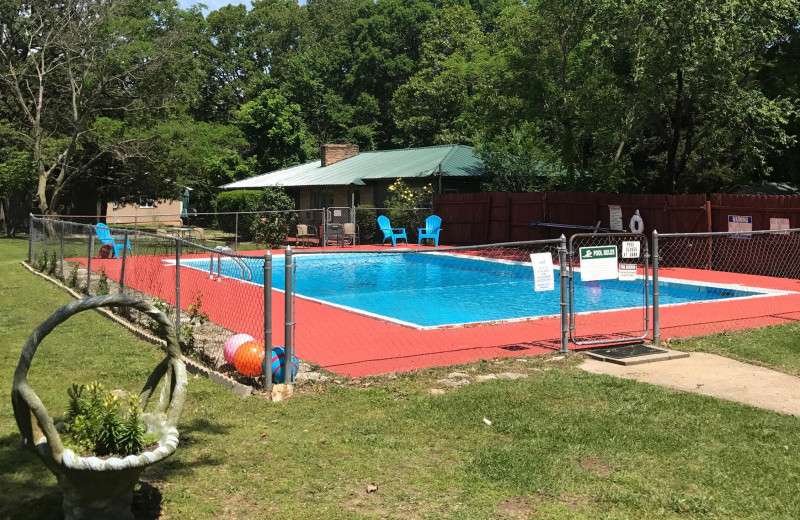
xmin=586 ymin=343 xmax=690 ymax=366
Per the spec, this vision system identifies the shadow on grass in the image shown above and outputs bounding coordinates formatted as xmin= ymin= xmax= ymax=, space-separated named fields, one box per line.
xmin=0 ymin=417 xmax=230 ymax=519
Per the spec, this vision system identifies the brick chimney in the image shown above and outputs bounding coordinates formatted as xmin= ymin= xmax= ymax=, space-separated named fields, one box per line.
xmin=320 ymin=143 xmax=359 ymax=167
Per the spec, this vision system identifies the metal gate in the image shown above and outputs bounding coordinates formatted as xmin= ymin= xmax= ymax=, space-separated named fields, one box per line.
xmin=568 ymin=233 xmax=650 ymax=345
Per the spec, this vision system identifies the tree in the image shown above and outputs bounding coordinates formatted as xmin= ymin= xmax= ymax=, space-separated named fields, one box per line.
xmin=235 ymin=89 xmax=316 ymax=172
xmin=392 ymin=3 xmax=491 ymax=147
xmin=0 ymin=0 xmax=193 ymax=214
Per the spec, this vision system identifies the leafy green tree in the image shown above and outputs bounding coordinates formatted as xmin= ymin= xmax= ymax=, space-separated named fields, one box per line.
xmin=235 ymin=89 xmax=317 ymax=172
xmin=392 ymin=4 xmax=490 ymax=147
xmin=0 ymin=0 xmax=197 ymax=214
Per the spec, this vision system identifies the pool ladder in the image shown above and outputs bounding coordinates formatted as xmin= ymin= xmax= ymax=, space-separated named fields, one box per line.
xmin=209 ymin=246 xmax=252 ymax=282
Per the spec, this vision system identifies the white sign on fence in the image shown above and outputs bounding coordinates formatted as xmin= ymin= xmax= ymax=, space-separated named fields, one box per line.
xmin=770 ymin=217 xmax=790 ymax=234
xmin=609 ymin=205 xmax=623 ymax=231
xmin=728 ymin=215 xmax=752 ymax=238
xmin=618 ymin=263 xmax=637 ymax=281
xmin=579 ymin=246 xmax=618 ymax=282
xmin=530 ymin=253 xmax=555 ymax=292
xmin=621 ymin=241 xmax=640 ymax=259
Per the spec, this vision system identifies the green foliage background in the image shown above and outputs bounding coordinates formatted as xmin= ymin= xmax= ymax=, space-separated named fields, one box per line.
xmin=1 ymin=0 xmax=799 ymax=220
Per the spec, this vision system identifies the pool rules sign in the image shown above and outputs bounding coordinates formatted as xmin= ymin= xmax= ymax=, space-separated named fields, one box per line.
xmin=530 ymin=253 xmax=555 ymax=291
xmin=579 ymin=246 xmax=618 ymax=281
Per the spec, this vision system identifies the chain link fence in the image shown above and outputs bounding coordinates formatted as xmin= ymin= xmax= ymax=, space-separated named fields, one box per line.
xmin=28 ymin=215 xmax=297 ymax=392
xmin=29 ymin=215 xmax=571 ymax=381
xmin=653 ymin=228 xmax=800 ymax=344
xmin=288 ymin=240 xmax=570 ymax=375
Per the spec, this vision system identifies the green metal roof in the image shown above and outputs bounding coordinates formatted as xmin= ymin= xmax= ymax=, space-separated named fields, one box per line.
xmin=220 ymin=145 xmax=483 ymax=189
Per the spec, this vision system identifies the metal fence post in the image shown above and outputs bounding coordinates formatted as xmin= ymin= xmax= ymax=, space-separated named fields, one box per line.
xmin=652 ymin=230 xmax=660 ymax=346
xmin=86 ymin=233 xmax=94 ymax=296
xmin=263 ymin=252 xmax=273 ymax=392
xmin=283 ymin=247 xmax=294 ymax=384
xmin=119 ymin=230 xmax=128 ymax=294
xmin=59 ymin=220 xmax=65 ymax=277
xmin=558 ymin=235 xmax=570 ymax=355
xmin=133 ymin=215 xmax=138 ymax=256
xmin=28 ymin=214 xmax=34 ymax=264
xmin=234 ymin=213 xmax=239 ymax=251
xmin=175 ymin=239 xmax=181 ymax=335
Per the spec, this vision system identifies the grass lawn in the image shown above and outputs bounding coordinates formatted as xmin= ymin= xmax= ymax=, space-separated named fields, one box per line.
xmin=668 ymin=326 xmax=800 ymax=378
xmin=2 ymin=236 xmax=800 ymax=519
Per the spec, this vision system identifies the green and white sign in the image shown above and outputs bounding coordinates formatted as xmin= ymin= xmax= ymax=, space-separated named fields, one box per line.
xmin=579 ymin=245 xmax=618 ymax=281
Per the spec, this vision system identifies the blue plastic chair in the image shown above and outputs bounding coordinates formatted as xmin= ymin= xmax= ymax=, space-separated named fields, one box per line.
xmin=377 ymin=215 xmax=407 ymax=246
xmin=417 ymin=215 xmax=442 ymax=246
xmin=94 ymin=223 xmax=133 ymax=258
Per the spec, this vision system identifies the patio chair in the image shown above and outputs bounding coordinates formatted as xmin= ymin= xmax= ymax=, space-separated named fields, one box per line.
xmin=342 ymin=222 xmax=358 ymax=246
xmin=417 ymin=215 xmax=442 ymax=246
xmin=296 ymin=224 xmax=318 ymax=248
xmin=94 ymin=223 xmax=133 ymax=258
xmin=377 ymin=215 xmax=407 ymax=246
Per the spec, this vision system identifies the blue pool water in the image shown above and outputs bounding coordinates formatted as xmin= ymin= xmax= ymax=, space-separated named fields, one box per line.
xmin=184 ymin=253 xmax=763 ymax=328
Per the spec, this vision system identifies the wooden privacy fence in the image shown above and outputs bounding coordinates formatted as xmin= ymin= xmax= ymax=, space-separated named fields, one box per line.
xmin=434 ymin=192 xmax=800 ymax=245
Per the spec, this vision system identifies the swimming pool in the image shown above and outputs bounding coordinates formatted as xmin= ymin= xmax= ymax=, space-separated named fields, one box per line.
xmin=182 ymin=252 xmax=771 ymax=328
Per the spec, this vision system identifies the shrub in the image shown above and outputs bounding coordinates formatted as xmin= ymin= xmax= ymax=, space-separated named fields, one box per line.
xmin=47 ymin=251 xmax=58 ymax=277
xmin=180 ymin=294 xmax=209 ymax=353
xmin=356 ymin=205 xmax=378 ymax=244
xmin=384 ymin=179 xmax=433 ymax=243
xmin=96 ymin=267 xmax=109 ymax=295
xmin=67 ymin=263 xmax=80 ymax=290
xmin=213 ymin=188 xmax=296 ymax=244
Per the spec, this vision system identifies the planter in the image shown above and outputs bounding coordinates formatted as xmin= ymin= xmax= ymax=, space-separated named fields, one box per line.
xmin=12 ymin=294 xmax=187 ymax=520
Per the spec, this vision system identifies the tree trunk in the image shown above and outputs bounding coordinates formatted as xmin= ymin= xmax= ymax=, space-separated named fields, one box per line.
xmin=666 ymin=67 xmax=683 ymax=194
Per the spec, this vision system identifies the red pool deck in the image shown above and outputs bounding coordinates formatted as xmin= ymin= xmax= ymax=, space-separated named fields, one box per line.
xmin=75 ymin=247 xmax=800 ymax=377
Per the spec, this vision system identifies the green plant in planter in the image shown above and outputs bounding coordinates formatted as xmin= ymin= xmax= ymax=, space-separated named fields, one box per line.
xmin=12 ymin=294 xmax=187 ymax=520
xmin=65 ymin=383 xmax=152 ymax=457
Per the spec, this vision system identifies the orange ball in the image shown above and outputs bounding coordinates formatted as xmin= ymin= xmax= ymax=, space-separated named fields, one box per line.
xmin=233 ymin=340 xmax=265 ymax=377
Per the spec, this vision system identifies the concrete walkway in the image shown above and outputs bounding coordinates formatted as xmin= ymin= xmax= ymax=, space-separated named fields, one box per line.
xmin=581 ymin=352 xmax=800 ymax=416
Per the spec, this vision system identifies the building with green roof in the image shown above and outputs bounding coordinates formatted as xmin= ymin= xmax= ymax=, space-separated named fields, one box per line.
xmin=220 ymin=144 xmax=484 ymax=209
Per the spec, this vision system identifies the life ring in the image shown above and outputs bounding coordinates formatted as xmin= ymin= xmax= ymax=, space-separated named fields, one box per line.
xmin=629 ymin=211 xmax=644 ymax=233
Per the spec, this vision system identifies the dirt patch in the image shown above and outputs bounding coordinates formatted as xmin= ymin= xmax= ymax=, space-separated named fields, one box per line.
xmin=580 ymin=455 xmax=612 ymax=477
xmin=557 ymin=491 xmax=592 ymax=510
xmin=341 ymin=485 xmax=390 ymax=517
xmin=494 ymin=496 xmax=534 ymax=518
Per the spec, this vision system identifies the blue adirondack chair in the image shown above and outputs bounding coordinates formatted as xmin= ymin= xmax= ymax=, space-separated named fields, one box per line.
xmin=377 ymin=215 xmax=407 ymax=246
xmin=417 ymin=215 xmax=442 ymax=246
xmin=94 ymin=223 xmax=133 ymax=258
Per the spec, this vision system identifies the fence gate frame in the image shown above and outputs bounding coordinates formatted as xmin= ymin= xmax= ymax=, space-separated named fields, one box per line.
xmin=568 ymin=232 xmax=650 ymax=346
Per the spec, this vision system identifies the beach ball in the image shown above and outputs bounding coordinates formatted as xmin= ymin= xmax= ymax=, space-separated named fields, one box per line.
xmin=223 ymin=333 xmax=254 ymax=364
xmin=264 ymin=346 xmax=299 ymax=384
xmin=234 ymin=340 xmax=265 ymax=377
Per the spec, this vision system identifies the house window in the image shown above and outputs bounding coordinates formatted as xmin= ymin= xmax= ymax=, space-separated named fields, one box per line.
xmin=139 ymin=199 xmax=155 ymax=209
xmin=312 ymin=188 xmax=335 ymax=208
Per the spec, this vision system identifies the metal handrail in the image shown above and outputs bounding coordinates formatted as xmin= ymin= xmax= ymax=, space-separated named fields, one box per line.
xmin=209 ymin=246 xmax=252 ymax=282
